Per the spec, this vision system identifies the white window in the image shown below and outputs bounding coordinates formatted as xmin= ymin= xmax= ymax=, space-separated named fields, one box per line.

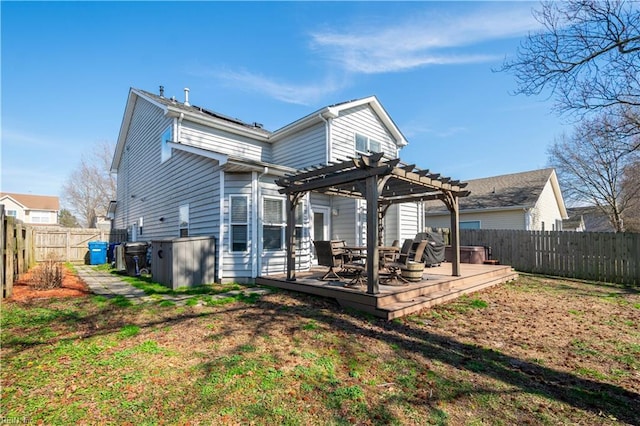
xmin=263 ymin=197 xmax=285 ymax=251
xmin=355 ymin=133 xmax=382 ymax=154
xmin=230 ymin=196 xmax=248 ymax=252
xmin=7 ymin=210 xmax=17 ymax=217
xmin=31 ymin=213 xmax=50 ymax=223
xmin=179 ymin=204 xmax=189 ymax=237
xmin=294 ymin=202 xmax=305 ymax=246
xmin=460 ymin=220 xmax=480 ymax=230
xmin=161 ymin=126 xmax=173 ymax=163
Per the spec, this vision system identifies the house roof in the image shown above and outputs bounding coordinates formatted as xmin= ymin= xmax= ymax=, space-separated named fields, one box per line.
xmin=424 ymin=168 xmax=568 ymax=217
xmin=270 ymin=95 xmax=408 ymax=146
xmin=566 ymin=206 xmax=615 ymax=232
xmin=0 ymin=192 xmax=60 ymax=211
xmin=112 ymin=87 xmax=408 ymax=172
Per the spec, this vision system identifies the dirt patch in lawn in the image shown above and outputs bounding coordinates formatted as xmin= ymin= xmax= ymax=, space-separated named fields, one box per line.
xmin=8 ymin=266 xmax=89 ymax=302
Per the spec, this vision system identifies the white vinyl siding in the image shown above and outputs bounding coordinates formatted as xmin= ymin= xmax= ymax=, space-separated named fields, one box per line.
xmin=331 ymin=105 xmax=398 ymax=162
xmin=330 ymin=197 xmax=358 ymax=245
xmin=113 ymin=97 xmax=221 ymax=240
xmin=271 ymin=122 xmax=326 ymax=169
xmin=398 ymin=203 xmax=421 ymax=241
xmin=530 ymin=180 xmax=564 ymax=231
xmin=180 ymin=121 xmax=271 ymax=163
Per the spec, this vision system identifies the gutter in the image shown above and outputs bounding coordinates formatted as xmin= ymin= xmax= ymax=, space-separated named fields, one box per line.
xmin=425 ymin=204 xmax=534 ymax=215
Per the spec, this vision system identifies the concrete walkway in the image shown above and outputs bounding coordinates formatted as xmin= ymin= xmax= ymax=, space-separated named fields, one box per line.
xmin=75 ymin=265 xmax=269 ymax=306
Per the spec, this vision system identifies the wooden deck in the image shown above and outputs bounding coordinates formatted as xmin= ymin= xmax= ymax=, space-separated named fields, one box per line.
xmin=256 ymin=263 xmax=518 ymax=320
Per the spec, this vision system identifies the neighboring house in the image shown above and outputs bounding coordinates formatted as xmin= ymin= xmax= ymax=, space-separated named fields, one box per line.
xmin=111 ymin=87 xmax=428 ymax=282
xmin=0 ymin=192 xmax=60 ymax=225
xmin=565 ymin=206 xmax=615 ymax=232
xmin=424 ymin=169 xmax=568 ymax=231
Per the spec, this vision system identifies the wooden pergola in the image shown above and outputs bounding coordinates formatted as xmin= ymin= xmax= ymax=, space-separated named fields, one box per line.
xmin=276 ymin=153 xmax=470 ymax=295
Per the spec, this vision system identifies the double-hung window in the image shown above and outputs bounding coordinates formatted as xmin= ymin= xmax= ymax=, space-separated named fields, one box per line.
xmin=263 ymin=197 xmax=285 ymax=251
xmin=355 ymin=133 xmax=381 ymax=155
xmin=230 ymin=196 xmax=248 ymax=252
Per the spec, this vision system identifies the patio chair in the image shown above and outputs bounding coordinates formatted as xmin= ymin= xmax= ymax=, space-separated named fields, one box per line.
xmin=383 ymin=239 xmax=427 ymax=285
xmin=313 ymin=240 xmax=344 ymax=280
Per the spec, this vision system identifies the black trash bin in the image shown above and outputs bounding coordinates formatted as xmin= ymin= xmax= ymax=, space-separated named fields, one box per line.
xmin=124 ymin=242 xmax=149 ymax=276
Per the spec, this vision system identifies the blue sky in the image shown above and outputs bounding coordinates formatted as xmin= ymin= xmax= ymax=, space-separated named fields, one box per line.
xmin=1 ymin=1 xmax=570 ymax=203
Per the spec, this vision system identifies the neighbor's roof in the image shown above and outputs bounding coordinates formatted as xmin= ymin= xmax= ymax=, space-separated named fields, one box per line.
xmin=566 ymin=206 xmax=615 ymax=232
xmin=424 ymin=168 xmax=567 ymax=217
xmin=0 ymin=192 xmax=60 ymax=211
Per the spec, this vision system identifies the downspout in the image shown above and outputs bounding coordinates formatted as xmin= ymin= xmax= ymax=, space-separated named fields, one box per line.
xmin=319 ymin=113 xmax=332 ymax=163
xmin=253 ymin=166 xmax=269 ymax=278
xmin=218 ymin=170 xmax=225 ymax=283
xmin=524 ymin=208 xmax=532 ymax=231
xmin=176 ymin=112 xmax=184 ymax=141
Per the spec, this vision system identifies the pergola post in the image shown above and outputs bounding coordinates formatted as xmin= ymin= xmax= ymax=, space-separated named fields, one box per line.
xmin=449 ymin=194 xmax=461 ymax=277
xmin=285 ymin=194 xmax=300 ymax=281
xmin=365 ymin=175 xmax=380 ymax=294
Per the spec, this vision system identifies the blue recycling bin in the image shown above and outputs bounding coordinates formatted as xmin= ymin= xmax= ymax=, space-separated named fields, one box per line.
xmin=88 ymin=241 xmax=109 ymax=265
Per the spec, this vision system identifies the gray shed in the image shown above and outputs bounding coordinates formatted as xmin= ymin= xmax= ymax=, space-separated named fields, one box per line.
xmin=151 ymin=236 xmax=217 ymax=290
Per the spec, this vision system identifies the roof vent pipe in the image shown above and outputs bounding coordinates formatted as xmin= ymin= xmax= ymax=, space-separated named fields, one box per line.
xmin=184 ymin=88 xmax=190 ymax=106
xmin=159 ymin=85 xmax=165 ymax=98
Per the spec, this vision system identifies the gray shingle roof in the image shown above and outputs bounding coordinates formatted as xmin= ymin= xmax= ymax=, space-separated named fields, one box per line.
xmin=566 ymin=206 xmax=615 ymax=232
xmin=425 ymin=168 xmax=555 ymax=213
xmin=135 ymin=88 xmax=272 ymax=136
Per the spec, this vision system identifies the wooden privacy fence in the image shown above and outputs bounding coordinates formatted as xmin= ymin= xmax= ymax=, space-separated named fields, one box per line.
xmin=1 ymin=206 xmax=35 ymax=298
xmin=460 ymin=229 xmax=640 ymax=285
xmin=33 ymin=227 xmax=128 ymax=263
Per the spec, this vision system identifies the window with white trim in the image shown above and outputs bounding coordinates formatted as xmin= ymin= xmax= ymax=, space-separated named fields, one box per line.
xmin=7 ymin=210 xmax=17 ymax=217
xmin=179 ymin=204 xmax=189 ymax=237
xmin=30 ymin=214 xmax=50 ymax=223
xmin=459 ymin=220 xmax=480 ymax=230
xmin=355 ymin=133 xmax=381 ymax=154
xmin=294 ymin=202 xmax=305 ymax=246
xmin=263 ymin=197 xmax=285 ymax=251
xmin=230 ymin=196 xmax=248 ymax=252
xmin=161 ymin=126 xmax=173 ymax=163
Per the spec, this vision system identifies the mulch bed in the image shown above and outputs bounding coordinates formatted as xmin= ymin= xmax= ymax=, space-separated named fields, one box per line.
xmin=8 ymin=267 xmax=90 ymax=302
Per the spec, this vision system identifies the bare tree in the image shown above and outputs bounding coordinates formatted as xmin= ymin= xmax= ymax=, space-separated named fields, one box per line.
xmin=61 ymin=141 xmax=116 ymax=227
xmin=502 ymin=0 xmax=640 ymax=143
xmin=621 ymin=160 xmax=640 ymax=231
xmin=549 ymin=114 xmax=639 ymax=231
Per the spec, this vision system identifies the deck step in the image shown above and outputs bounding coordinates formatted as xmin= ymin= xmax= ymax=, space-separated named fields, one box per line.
xmin=375 ymin=266 xmax=514 ymax=308
xmin=338 ymin=271 xmax=517 ymax=320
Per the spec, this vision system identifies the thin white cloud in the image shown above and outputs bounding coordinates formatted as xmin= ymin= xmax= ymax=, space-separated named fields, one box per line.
xmin=402 ymin=122 xmax=468 ymax=139
xmin=201 ymin=4 xmax=540 ymax=105
xmin=310 ymin=5 xmax=540 ymax=74
xmin=215 ymin=69 xmax=347 ymax=106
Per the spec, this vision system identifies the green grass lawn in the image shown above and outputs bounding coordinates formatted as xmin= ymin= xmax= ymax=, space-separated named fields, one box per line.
xmin=1 ymin=274 xmax=639 ymax=425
